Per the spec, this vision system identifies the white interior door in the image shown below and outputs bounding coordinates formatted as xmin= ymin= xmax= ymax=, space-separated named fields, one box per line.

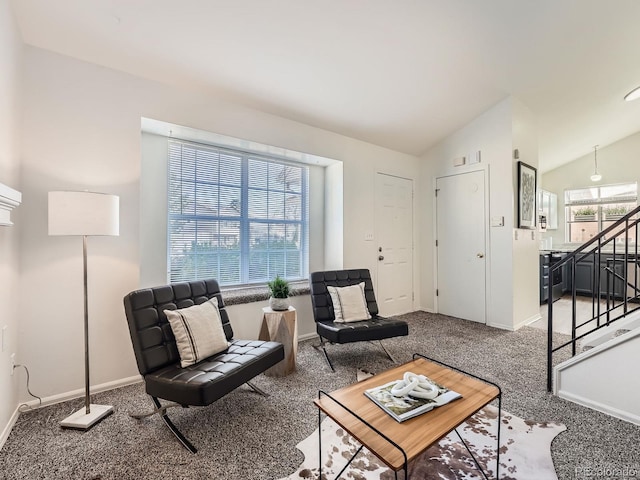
xmin=375 ymin=173 xmax=413 ymax=316
xmin=436 ymin=170 xmax=486 ymax=323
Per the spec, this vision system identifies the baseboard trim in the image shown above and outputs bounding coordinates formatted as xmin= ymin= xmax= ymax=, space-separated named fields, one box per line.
xmin=557 ymin=389 xmax=640 ymax=426
xmin=488 ymin=312 xmax=541 ymax=332
xmin=486 ymin=321 xmax=516 ymax=331
xmin=518 ymin=313 xmax=542 ymax=330
xmin=1 ymin=375 xmax=142 ymax=451
xmin=17 ymin=375 xmax=143 ymax=411
xmin=298 ymin=332 xmax=318 ymax=342
xmin=0 ymin=406 xmax=21 ymax=451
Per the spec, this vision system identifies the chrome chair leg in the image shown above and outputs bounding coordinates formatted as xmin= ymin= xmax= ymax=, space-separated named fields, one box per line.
xmin=130 ymin=396 xmax=197 ymax=454
xmin=130 ymin=400 xmax=183 ymax=419
xmin=246 ymin=381 xmax=269 ymax=396
xmin=313 ymin=336 xmax=336 ymax=372
xmin=378 ymin=341 xmax=397 ymax=363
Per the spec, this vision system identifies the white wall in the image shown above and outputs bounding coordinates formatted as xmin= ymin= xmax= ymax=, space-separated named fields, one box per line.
xmin=139 ymin=132 xmax=168 ymax=287
xmin=556 ymin=328 xmax=640 ymax=426
xmin=541 ymin=131 xmax=640 ymax=246
xmin=0 ymin=0 xmax=23 ymax=444
xmin=225 ymin=296 xmax=316 ymax=341
xmin=511 ymin=98 xmax=541 ymax=328
xmin=17 ymin=46 xmax=420 ymax=401
xmin=419 ymin=98 xmax=539 ymax=330
xmin=324 ymin=161 xmax=344 ymax=270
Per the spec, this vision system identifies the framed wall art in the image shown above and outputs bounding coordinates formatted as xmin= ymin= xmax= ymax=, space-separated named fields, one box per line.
xmin=517 ymin=161 xmax=537 ymax=229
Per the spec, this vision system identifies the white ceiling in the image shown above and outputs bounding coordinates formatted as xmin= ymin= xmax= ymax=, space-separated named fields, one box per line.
xmin=10 ymin=0 xmax=640 ymax=171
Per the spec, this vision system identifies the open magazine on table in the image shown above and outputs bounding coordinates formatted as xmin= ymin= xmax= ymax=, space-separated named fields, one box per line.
xmin=364 ymin=375 xmax=462 ymax=423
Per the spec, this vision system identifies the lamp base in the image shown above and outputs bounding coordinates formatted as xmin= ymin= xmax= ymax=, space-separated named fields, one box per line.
xmin=60 ymin=404 xmax=114 ymax=430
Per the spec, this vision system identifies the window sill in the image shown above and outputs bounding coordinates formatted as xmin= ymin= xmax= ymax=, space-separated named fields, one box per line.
xmin=221 ymin=280 xmax=310 ymax=306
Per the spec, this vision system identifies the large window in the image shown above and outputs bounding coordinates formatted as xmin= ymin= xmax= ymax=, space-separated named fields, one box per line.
xmin=565 ymin=183 xmax=637 ymax=243
xmin=168 ymin=140 xmax=309 ymax=286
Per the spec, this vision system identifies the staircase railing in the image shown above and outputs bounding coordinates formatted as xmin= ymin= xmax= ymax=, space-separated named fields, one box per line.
xmin=546 ymin=204 xmax=640 ymax=391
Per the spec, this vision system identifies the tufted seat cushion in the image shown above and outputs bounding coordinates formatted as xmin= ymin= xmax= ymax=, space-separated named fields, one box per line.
xmin=316 ymin=318 xmax=409 ymax=344
xmin=145 ymin=340 xmax=284 ymax=406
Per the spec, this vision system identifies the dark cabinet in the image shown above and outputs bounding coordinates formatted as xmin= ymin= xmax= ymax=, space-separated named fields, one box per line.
xmin=601 ymin=258 xmax=625 ymax=299
xmin=562 ymin=262 xmax=573 ymax=292
xmin=574 ymin=254 xmax=627 ymax=299
xmin=540 ymin=253 xmax=567 ymax=304
xmin=540 ymin=254 xmax=550 ymax=303
xmin=574 ymin=259 xmax=593 ymax=296
xmin=552 ymin=253 xmax=571 ymax=296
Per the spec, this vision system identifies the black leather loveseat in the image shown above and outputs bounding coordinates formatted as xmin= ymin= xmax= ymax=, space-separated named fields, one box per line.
xmin=123 ymin=279 xmax=284 ymax=453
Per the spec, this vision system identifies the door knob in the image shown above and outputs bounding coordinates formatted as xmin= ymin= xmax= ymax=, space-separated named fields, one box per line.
xmin=477 ymin=253 xmax=484 ymax=258
xmin=378 ymin=255 xmax=385 ymax=261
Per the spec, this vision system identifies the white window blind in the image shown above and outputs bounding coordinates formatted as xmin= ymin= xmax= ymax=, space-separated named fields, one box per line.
xmin=168 ymin=140 xmax=309 ymax=286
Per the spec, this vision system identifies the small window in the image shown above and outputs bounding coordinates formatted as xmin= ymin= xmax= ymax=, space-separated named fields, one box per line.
xmin=565 ymin=182 xmax=637 ymax=243
xmin=168 ymin=140 xmax=309 ymax=286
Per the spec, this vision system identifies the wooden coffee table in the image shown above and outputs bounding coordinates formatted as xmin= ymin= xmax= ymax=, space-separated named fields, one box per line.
xmin=314 ymin=354 xmax=502 ymax=479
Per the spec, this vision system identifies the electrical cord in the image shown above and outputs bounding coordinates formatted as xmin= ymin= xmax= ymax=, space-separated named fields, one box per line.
xmin=14 ymin=364 xmax=43 ymax=412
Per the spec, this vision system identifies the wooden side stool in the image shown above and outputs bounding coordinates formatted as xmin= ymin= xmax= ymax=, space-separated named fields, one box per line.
xmin=258 ymin=306 xmax=298 ymax=376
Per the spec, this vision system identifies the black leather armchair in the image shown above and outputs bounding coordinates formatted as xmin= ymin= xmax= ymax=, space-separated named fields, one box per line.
xmin=309 ymin=269 xmax=408 ymax=371
xmin=123 ymin=279 xmax=284 ymax=453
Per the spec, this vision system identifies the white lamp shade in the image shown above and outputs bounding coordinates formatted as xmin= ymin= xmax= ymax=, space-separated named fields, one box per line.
xmin=48 ymin=191 xmax=119 ymax=236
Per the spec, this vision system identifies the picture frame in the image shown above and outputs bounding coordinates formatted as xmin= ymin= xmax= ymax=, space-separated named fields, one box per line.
xmin=517 ymin=161 xmax=537 ymax=229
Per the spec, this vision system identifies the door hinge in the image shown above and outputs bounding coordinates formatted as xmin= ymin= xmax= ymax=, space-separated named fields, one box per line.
xmin=435 ymin=239 xmax=438 ymax=247
xmin=435 ymin=189 xmax=439 ymax=197
xmin=436 ymin=289 xmax=439 ymax=296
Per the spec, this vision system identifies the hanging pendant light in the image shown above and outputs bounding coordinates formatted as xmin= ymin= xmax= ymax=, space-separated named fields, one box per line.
xmin=624 ymin=86 xmax=640 ymax=102
xmin=590 ymin=145 xmax=602 ymax=182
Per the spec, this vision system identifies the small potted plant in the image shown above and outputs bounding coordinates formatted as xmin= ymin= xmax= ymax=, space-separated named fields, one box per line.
xmin=574 ymin=206 xmax=597 ymax=221
xmin=267 ymin=275 xmax=290 ymax=311
xmin=603 ymin=206 xmax=628 ymax=221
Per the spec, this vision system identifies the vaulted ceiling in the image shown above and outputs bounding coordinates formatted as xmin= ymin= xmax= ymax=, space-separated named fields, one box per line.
xmin=10 ymin=0 xmax=640 ymax=171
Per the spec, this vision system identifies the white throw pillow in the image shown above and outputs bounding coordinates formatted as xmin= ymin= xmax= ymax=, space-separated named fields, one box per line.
xmin=164 ymin=297 xmax=229 ymax=368
xmin=327 ymin=286 xmax=343 ymax=321
xmin=327 ymin=282 xmax=371 ymax=323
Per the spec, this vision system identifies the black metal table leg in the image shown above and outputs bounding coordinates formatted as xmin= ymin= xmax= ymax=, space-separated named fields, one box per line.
xmin=412 ymin=353 xmax=502 ymax=479
xmin=317 ymin=390 xmax=407 ymax=480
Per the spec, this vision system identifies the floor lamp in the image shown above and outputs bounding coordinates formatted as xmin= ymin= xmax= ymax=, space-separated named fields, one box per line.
xmin=48 ymin=191 xmax=119 ymax=430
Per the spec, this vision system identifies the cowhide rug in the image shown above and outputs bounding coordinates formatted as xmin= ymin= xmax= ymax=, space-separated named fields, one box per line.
xmin=280 ymin=371 xmax=565 ymax=480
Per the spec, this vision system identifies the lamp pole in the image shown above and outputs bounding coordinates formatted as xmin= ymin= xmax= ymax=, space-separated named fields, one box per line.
xmin=83 ymin=234 xmax=90 ymax=414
